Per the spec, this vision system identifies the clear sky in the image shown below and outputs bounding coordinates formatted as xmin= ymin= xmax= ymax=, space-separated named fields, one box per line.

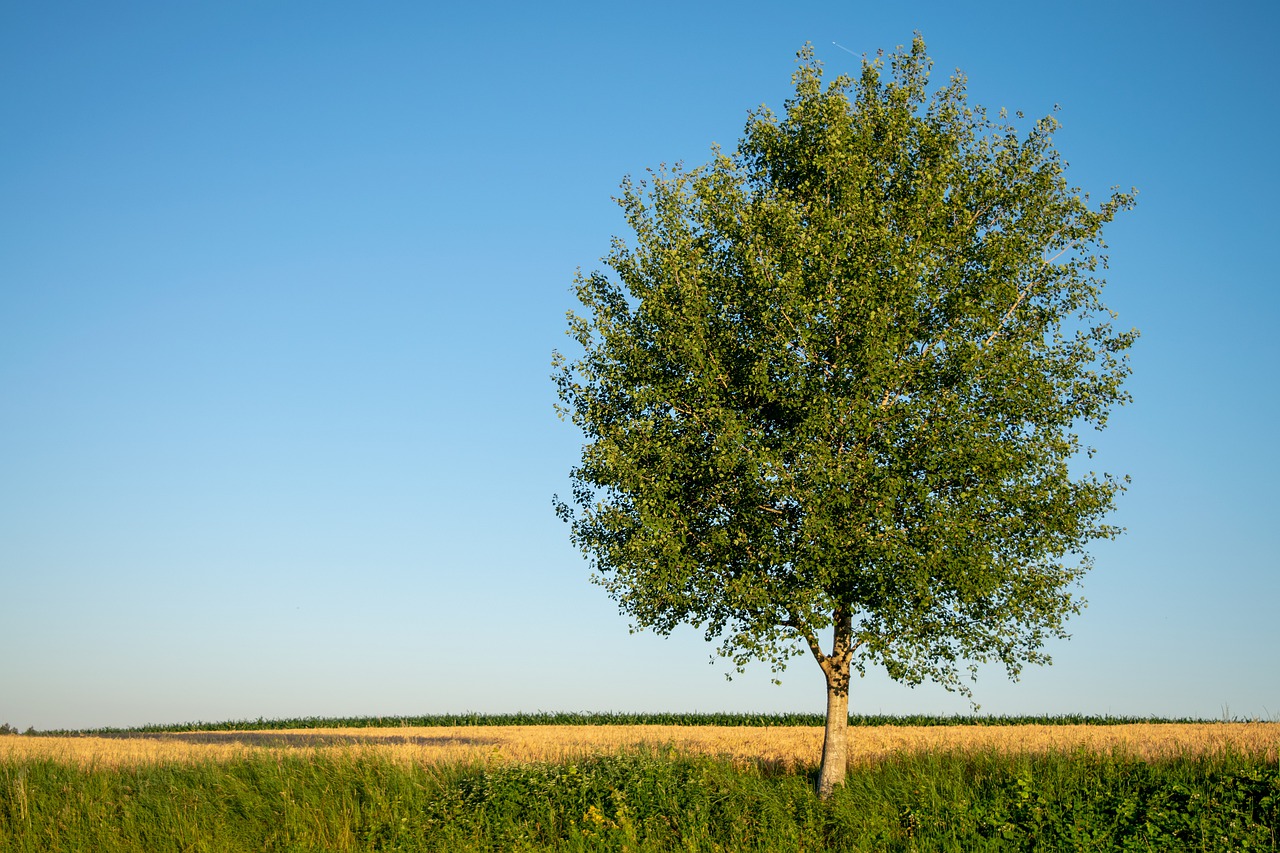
xmin=2 ymin=1 xmax=1277 ymax=731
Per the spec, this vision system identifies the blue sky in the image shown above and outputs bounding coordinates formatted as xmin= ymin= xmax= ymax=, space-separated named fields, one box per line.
xmin=2 ymin=1 xmax=1277 ymax=731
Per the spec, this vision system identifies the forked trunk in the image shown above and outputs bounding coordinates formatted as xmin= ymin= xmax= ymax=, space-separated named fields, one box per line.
xmin=816 ymin=668 xmax=851 ymax=799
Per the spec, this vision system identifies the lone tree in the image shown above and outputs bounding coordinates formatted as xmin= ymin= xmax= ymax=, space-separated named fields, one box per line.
xmin=554 ymin=38 xmax=1136 ymax=797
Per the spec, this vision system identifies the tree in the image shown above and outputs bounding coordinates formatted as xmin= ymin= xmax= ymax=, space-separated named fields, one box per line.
xmin=553 ymin=37 xmax=1136 ymax=798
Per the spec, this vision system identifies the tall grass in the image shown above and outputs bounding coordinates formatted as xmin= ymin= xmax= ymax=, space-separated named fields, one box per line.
xmin=2 ymin=748 xmax=1276 ymax=851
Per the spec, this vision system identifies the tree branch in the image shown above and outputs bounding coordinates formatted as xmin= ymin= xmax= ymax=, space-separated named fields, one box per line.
xmin=981 ymin=243 xmax=1068 ymax=349
xmin=784 ymin=615 xmax=828 ymax=670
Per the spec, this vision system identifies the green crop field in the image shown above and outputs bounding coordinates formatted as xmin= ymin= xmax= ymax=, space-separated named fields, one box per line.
xmin=25 ymin=711 xmax=1216 ymax=737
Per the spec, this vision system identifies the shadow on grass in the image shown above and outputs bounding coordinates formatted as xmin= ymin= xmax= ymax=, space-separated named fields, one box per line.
xmin=86 ymin=731 xmax=500 ymax=748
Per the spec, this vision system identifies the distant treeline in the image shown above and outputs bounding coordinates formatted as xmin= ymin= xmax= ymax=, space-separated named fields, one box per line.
xmin=31 ymin=711 xmax=1221 ymax=736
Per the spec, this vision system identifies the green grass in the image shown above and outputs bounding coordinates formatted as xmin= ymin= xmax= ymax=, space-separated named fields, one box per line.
xmin=2 ymin=749 xmax=1276 ymax=851
xmin=30 ymin=711 xmax=1216 ymax=737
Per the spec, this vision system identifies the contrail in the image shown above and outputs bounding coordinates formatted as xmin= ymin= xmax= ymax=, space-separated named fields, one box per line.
xmin=831 ymin=41 xmax=860 ymax=58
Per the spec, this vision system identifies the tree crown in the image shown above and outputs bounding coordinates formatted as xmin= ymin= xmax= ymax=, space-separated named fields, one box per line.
xmin=554 ymin=37 xmax=1136 ymax=699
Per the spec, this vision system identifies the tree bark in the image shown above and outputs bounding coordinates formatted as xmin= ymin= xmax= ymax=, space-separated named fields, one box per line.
xmin=815 ymin=608 xmax=853 ymax=799
xmin=816 ymin=668 xmax=851 ymax=799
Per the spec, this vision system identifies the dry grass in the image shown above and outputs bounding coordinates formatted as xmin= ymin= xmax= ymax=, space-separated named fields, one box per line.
xmin=3 ymin=723 xmax=1277 ymax=769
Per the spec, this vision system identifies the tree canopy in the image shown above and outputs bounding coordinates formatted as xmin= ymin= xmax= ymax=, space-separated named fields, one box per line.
xmin=554 ymin=37 xmax=1136 ymax=795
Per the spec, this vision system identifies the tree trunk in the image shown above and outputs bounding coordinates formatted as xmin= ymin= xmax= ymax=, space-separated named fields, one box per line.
xmin=815 ymin=608 xmax=853 ymax=799
xmin=816 ymin=663 xmax=851 ymax=799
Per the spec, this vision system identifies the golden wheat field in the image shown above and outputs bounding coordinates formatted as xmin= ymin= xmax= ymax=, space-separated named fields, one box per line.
xmin=3 ymin=723 xmax=1277 ymax=769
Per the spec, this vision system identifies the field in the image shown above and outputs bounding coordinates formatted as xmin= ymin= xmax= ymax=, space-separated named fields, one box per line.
xmin=4 ymin=721 xmax=1278 ymax=768
xmin=2 ymin=718 xmax=1278 ymax=850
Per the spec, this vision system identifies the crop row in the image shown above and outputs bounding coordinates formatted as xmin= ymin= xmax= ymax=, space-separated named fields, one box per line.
xmin=25 ymin=710 xmax=1224 ymax=737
